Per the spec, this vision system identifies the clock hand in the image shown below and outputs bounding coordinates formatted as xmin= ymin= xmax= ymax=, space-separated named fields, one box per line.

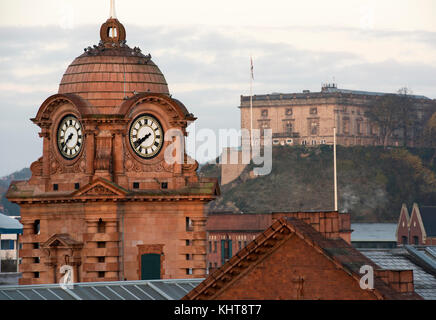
xmin=62 ymin=132 xmax=74 ymax=149
xmin=134 ymin=132 xmax=152 ymax=148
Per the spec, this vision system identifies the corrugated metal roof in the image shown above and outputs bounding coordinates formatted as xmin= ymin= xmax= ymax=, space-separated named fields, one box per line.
xmin=351 ymin=223 xmax=397 ymax=242
xmin=0 ymin=278 xmax=203 ymax=300
xmin=360 ymin=248 xmax=436 ymax=300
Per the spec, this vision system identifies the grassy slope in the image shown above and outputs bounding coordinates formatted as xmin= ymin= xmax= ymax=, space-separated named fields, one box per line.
xmin=201 ymin=146 xmax=436 ymax=222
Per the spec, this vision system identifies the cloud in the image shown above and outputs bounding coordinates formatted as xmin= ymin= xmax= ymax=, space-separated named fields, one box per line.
xmin=0 ymin=23 xmax=435 ymax=175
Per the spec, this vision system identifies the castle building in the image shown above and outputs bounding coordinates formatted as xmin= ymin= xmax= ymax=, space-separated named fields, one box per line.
xmin=240 ymin=84 xmax=435 ymax=147
xmin=6 ymin=8 xmax=218 ymax=285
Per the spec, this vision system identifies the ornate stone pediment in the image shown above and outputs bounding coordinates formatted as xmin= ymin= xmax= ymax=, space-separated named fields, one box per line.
xmin=42 ymin=234 xmax=83 ymax=249
xmin=73 ymin=177 xmax=127 ymax=197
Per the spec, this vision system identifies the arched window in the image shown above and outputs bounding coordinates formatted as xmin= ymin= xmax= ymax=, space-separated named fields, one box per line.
xmin=33 ymin=220 xmax=40 ymax=235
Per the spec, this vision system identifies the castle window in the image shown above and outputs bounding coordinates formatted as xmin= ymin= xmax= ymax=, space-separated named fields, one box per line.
xmin=186 ymin=240 xmax=191 ymax=246
xmin=74 ymin=183 xmax=80 ymax=190
xmin=97 ymin=242 xmax=106 ymax=248
xmin=209 ymin=241 xmax=212 ymax=253
xmin=98 ymin=271 xmax=105 ymax=278
xmin=161 ymin=182 xmax=168 ymax=189
xmin=309 ymin=120 xmax=319 ymax=135
xmin=301 ymin=140 xmax=307 ymax=145
xmin=133 ymin=182 xmax=139 ymax=189
xmin=285 ymin=108 xmax=293 ymax=116
xmin=311 ymin=140 xmax=317 ymax=145
xmin=34 ymin=272 xmax=40 ymax=279
xmin=343 ymin=118 xmax=350 ymax=134
xmin=213 ymin=241 xmax=217 ymax=253
xmin=98 ymin=257 xmax=105 ymax=263
xmin=33 ymin=220 xmax=40 ymax=235
xmin=284 ymin=121 xmax=293 ymax=133
xmin=53 ymin=184 xmax=58 ymax=191
xmin=33 ymin=243 xmax=40 ymax=249
xmin=186 ymin=268 xmax=193 ymax=275
xmin=186 ymin=254 xmax=191 ymax=260
xmin=310 ymin=108 xmax=317 ymax=115
xmin=34 ymin=257 xmax=40 ymax=264
xmin=97 ymin=219 xmax=105 ymax=233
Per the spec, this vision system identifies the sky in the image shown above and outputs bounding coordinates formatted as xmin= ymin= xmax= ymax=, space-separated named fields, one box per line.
xmin=0 ymin=0 xmax=435 ymax=177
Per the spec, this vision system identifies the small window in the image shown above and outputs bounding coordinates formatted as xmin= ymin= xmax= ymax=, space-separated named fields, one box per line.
xmin=321 ymin=140 xmax=326 ymax=144
xmin=53 ymin=184 xmax=58 ymax=191
xmin=286 ymin=139 xmax=293 ymax=145
xmin=186 ymin=217 xmax=193 ymax=231
xmin=1 ymin=240 xmax=14 ymax=250
xmin=311 ymin=140 xmax=317 ymax=145
xmin=301 ymin=140 xmax=307 ymax=145
xmin=33 ymin=243 xmax=40 ymax=249
xmin=34 ymin=257 xmax=40 ymax=264
xmin=98 ymin=257 xmax=105 ymax=263
xmin=133 ymin=182 xmax=139 ymax=189
xmin=273 ymin=139 xmax=280 ymax=145
xmin=213 ymin=241 xmax=217 ymax=253
xmin=186 ymin=240 xmax=191 ymax=246
xmin=74 ymin=183 xmax=80 ymax=190
xmin=413 ymin=236 xmax=419 ymax=245
xmin=97 ymin=242 xmax=106 ymax=248
xmin=209 ymin=241 xmax=212 ymax=253
xmin=98 ymin=271 xmax=105 ymax=278
xmin=34 ymin=220 xmax=40 ymax=235
xmin=310 ymin=108 xmax=317 ymax=114
xmin=34 ymin=272 xmax=40 ymax=278
xmin=238 ymin=241 xmax=242 ymax=251
xmin=186 ymin=268 xmax=193 ymax=275
xmin=285 ymin=108 xmax=293 ymax=116
xmin=161 ymin=182 xmax=168 ymax=189
xmin=97 ymin=219 xmax=105 ymax=233
xmin=402 ymin=236 xmax=408 ymax=245
xmin=186 ymin=254 xmax=191 ymax=261
xmin=261 ymin=109 xmax=268 ymax=117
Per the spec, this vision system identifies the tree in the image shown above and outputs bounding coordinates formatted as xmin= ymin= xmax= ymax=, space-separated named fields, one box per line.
xmin=365 ymin=94 xmax=402 ymax=148
xmin=396 ymin=87 xmax=416 ymax=147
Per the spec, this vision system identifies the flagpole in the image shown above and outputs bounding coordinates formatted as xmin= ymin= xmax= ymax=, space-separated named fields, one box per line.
xmin=250 ymin=56 xmax=253 ymax=147
xmin=334 ymin=126 xmax=338 ymax=211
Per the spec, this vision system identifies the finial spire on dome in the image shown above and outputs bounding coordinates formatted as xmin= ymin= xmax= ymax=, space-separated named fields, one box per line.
xmin=110 ymin=0 xmax=117 ymax=19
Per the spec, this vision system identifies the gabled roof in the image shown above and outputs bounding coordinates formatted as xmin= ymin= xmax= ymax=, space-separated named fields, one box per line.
xmin=184 ymin=217 xmax=421 ymax=300
xmin=396 ymin=203 xmax=410 ymax=239
xmin=419 ymin=206 xmax=436 ymax=237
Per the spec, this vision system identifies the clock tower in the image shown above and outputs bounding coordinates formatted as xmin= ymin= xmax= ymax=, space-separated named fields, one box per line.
xmin=7 ymin=8 xmax=219 ymax=285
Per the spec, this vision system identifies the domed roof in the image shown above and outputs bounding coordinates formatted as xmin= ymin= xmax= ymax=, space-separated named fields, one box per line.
xmin=58 ymin=18 xmax=169 ymax=113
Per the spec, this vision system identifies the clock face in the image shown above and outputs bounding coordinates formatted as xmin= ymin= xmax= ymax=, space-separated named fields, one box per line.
xmin=57 ymin=115 xmax=83 ymax=159
xmin=129 ymin=114 xmax=164 ymax=159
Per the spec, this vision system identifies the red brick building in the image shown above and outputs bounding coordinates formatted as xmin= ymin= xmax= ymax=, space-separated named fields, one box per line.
xmin=6 ymin=11 xmax=218 ymax=284
xmin=396 ymin=203 xmax=436 ymax=245
xmin=186 ymin=214 xmax=422 ymax=300
xmin=206 ymin=211 xmax=351 ymax=271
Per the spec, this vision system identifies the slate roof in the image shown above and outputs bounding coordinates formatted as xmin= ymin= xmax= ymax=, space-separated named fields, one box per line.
xmin=0 ymin=279 xmax=202 ymax=300
xmin=0 ymin=213 xmax=22 ymax=234
xmin=419 ymin=206 xmax=436 ymax=237
xmin=360 ymin=247 xmax=436 ymax=300
xmin=183 ymin=217 xmax=421 ymax=300
xmin=351 ymin=223 xmax=397 ymax=242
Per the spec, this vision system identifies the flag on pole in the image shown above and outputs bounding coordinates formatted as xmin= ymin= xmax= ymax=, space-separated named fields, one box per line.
xmin=250 ymin=56 xmax=254 ymax=80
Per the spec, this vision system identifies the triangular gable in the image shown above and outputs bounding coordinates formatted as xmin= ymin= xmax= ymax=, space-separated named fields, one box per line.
xmin=72 ymin=177 xmax=128 ymax=197
xmin=396 ymin=203 xmax=410 ymax=239
xmin=410 ymin=203 xmax=427 ymax=239
xmin=42 ymin=233 xmax=83 ymax=249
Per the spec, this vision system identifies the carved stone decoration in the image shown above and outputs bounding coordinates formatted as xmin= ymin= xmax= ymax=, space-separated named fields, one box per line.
xmin=30 ymin=157 xmax=43 ymax=177
xmin=82 ymin=185 xmax=118 ymax=196
xmin=124 ymin=150 xmax=173 ymax=173
xmin=94 ymin=130 xmax=113 ymax=171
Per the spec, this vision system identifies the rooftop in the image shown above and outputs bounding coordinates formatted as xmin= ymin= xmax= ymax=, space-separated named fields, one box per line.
xmin=0 ymin=278 xmax=202 ymax=300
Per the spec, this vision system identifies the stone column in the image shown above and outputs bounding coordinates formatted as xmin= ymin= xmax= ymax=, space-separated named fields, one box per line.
xmin=85 ymin=128 xmax=96 ymax=183
xmin=112 ymin=130 xmax=125 ymax=186
xmin=39 ymin=128 xmax=50 ymax=192
xmin=191 ymin=216 xmax=207 ymax=278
